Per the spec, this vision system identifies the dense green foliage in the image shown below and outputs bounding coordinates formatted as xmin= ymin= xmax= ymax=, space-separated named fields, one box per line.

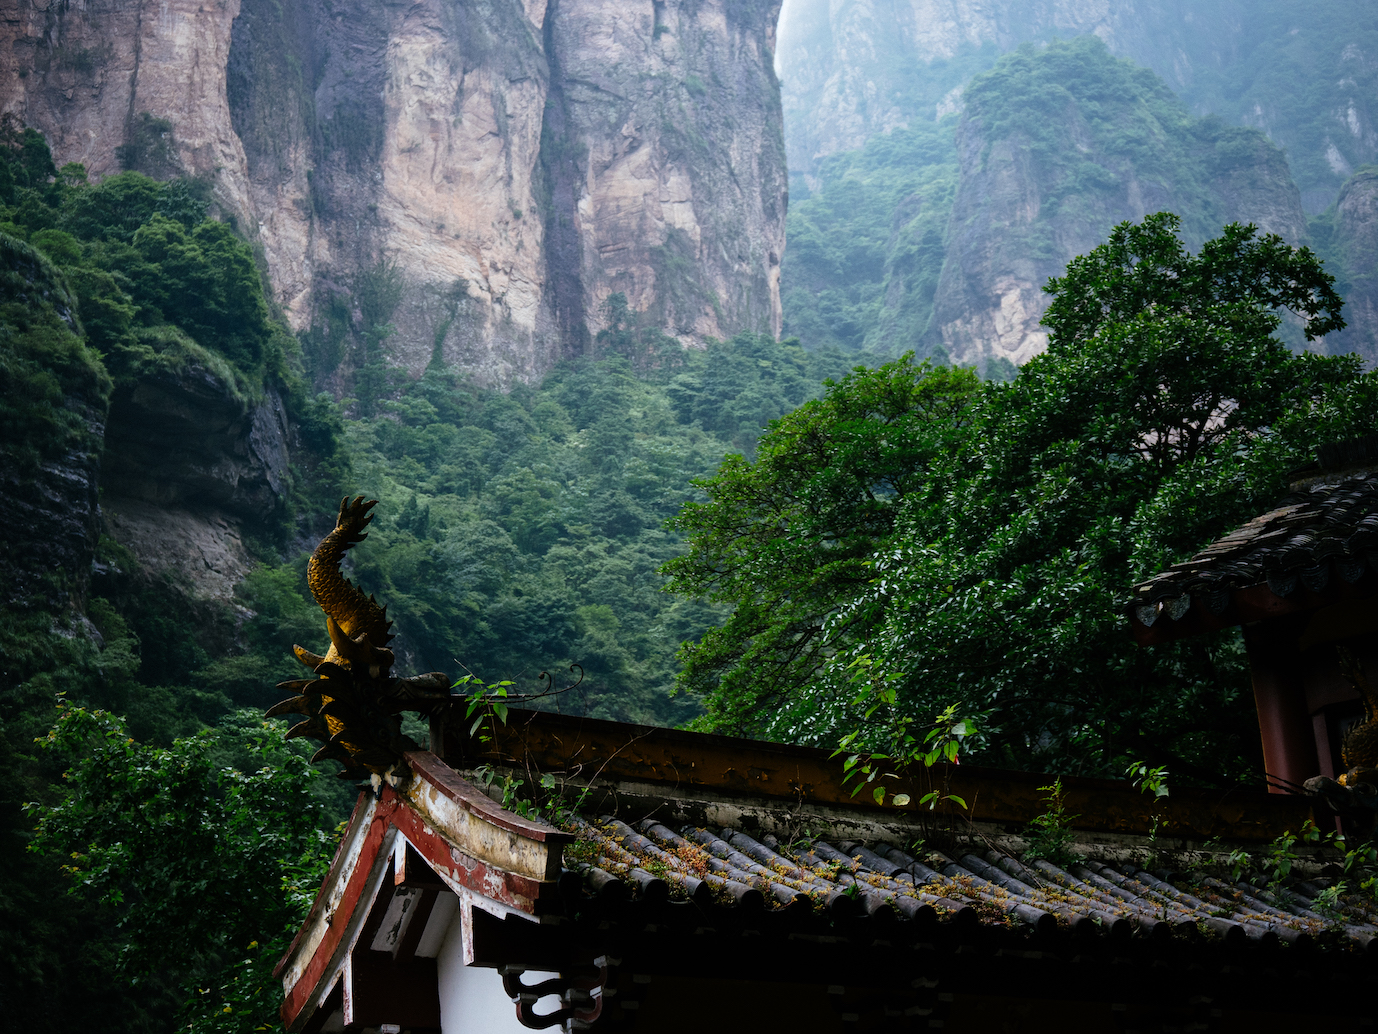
xmin=675 ymin=214 xmax=1373 ymax=785
xmin=26 ymin=707 xmax=336 ymax=1033
xmin=311 ymin=335 xmax=878 ymax=725
xmin=782 ymin=120 xmax=958 ymax=355
xmin=0 ymin=119 xmax=288 ymax=393
xmin=664 ymin=356 xmax=979 ymax=727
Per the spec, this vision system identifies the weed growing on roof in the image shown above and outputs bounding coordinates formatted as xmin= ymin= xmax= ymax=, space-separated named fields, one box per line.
xmin=671 ymin=841 xmax=711 ymax=879
xmin=1263 ymin=820 xmax=1323 ymax=890
xmin=1337 ymin=837 xmax=1378 ymax=901
xmin=562 ymin=836 xmax=598 ymax=866
xmin=1022 ymin=779 xmax=1080 ymax=867
xmin=1226 ymin=845 xmax=1255 ymax=883
xmin=640 ymin=856 xmax=670 ymax=879
xmin=1312 ymin=883 xmax=1347 ymax=921
xmin=833 ymin=659 xmax=978 ymax=811
xmin=1126 ymin=759 xmax=1171 ymax=867
xmin=458 ymin=673 xmax=515 ymax=746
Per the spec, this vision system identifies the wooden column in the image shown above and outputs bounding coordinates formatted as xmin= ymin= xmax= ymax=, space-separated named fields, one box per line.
xmin=1243 ymin=622 xmax=1320 ymax=793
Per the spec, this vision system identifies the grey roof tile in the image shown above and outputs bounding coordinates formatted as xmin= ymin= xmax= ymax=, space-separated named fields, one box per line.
xmin=563 ymin=820 xmax=1378 ymax=954
xmin=1130 ymin=470 xmax=1378 ymax=611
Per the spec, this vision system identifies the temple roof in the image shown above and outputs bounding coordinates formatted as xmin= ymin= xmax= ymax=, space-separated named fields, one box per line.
xmin=564 ymin=815 xmax=1377 ymax=952
xmin=275 ymin=711 xmax=1378 ymax=1031
xmin=1128 ymin=467 xmax=1378 ymax=644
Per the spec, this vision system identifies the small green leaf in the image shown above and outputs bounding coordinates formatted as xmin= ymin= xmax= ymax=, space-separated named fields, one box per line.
xmin=892 ymin=793 xmax=911 ymax=806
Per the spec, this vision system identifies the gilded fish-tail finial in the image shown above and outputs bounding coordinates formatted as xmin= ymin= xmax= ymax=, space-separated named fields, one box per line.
xmin=265 ymin=496 xmax=451 ymax=786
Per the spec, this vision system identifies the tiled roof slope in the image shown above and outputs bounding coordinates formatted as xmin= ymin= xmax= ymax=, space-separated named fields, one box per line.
xmin=1129 ymin=468 xmax=1378 ymax=631
xmin=568 ymin=817 xmax=1378 ymax=953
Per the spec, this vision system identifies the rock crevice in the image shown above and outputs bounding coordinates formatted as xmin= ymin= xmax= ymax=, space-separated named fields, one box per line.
xmin=1 ymin=0 xmax=787 ymax=388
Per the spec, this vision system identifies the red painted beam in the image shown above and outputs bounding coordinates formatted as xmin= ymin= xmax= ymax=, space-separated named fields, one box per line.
xmin=277 ymin=764 xmax=563 ymax=1031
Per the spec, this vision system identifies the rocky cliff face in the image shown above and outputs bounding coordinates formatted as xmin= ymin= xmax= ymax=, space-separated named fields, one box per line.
xmin=930 ymin=40 xmax=1311 ymax=371
xmin=89 ymin=340 xmax=292 ymax=601
xmin=0 ymin=0 xmax=785 ymax=388
xmin=777 ymin=0 xmax=1376 ymax=214
xmin=102 ymin=367 xmax=290 ymax=520
xmin=541 ymin=1 xmax=786 ymax=351
xmin=1326 ymin=169 xmax=1378 ymax=360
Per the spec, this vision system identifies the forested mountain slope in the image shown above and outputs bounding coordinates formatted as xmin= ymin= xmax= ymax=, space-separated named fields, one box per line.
xmin=778 ymin=3 xmax=1378 ymax=367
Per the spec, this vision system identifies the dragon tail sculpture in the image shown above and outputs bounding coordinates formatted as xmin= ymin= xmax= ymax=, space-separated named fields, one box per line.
xmin=265 ymin=496 xmax=451 ymax=785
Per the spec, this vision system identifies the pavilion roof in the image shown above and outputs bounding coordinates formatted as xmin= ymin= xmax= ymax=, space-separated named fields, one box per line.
xmin=1128 ymin=466 xmax=1378 ymax=644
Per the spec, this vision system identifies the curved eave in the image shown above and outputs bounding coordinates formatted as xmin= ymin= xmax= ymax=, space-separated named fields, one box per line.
xmin=274 ymin=751 xmax=571 ymax=1031
xmin=1129 ymin=574 xmax=1378 ymax=646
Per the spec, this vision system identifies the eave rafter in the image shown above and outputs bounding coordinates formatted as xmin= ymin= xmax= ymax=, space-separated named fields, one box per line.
xmin=276 ymin=751 xmax=572 ymax=1031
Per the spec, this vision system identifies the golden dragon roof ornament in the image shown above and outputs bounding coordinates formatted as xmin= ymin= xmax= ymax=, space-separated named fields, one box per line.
xmin=266 ymin=497 xmax=450 ymax=786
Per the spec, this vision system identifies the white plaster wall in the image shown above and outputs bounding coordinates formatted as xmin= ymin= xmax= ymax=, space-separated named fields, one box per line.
xmin=435 ymin=907 xmax=559 ymax=1033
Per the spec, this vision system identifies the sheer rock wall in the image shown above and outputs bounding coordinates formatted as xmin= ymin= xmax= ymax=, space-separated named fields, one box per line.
xmin=777 ymin=0 xmax=1376 ymax=212
xmin=0 ymin=0 xmax=785 ymax=387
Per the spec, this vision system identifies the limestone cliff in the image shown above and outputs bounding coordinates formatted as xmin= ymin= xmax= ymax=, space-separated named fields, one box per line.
xmin=929 ymin=39 xmax=1310 ymax=371
xmin=541 ymin=0 xmax=785 ymax=351
xmin=777 ymin=0 xmax=1377 ymax=214
xmin=1324 ymin=169 xmax=1378 ymax=360
xmin=0 ymin=0 xmax=785 ymax=389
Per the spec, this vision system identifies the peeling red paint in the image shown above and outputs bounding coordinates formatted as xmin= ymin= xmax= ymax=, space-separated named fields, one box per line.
xmin=277 ymin=768 xmax=560 ymax=1030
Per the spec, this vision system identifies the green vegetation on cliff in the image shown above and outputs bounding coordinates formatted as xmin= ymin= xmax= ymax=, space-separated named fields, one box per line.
xmin=0 ymin=125 xmax=285 ymax=390
xmin=0 ymin=232 xmax=109 ymax=495
xmin=781 ymin=36 xmax=1306 ymax=362
xmin=958 ymin=36 xmax=1294 ymax=248
xmin=782 ymin=119 xmax=959 ymax=355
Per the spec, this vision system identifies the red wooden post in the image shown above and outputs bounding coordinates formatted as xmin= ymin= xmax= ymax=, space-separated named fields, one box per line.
xmin=1243 ymin=623 xmax=1320 ymax=793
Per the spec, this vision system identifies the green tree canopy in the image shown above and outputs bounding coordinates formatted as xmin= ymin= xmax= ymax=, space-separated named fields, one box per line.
xmin=25 ymin=707 xmax=336 ymax=1033
xmin=663 ymin=355 xmax=980 ymax=732
xmin=671 ymin=214 xmax=1375 ymax=785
